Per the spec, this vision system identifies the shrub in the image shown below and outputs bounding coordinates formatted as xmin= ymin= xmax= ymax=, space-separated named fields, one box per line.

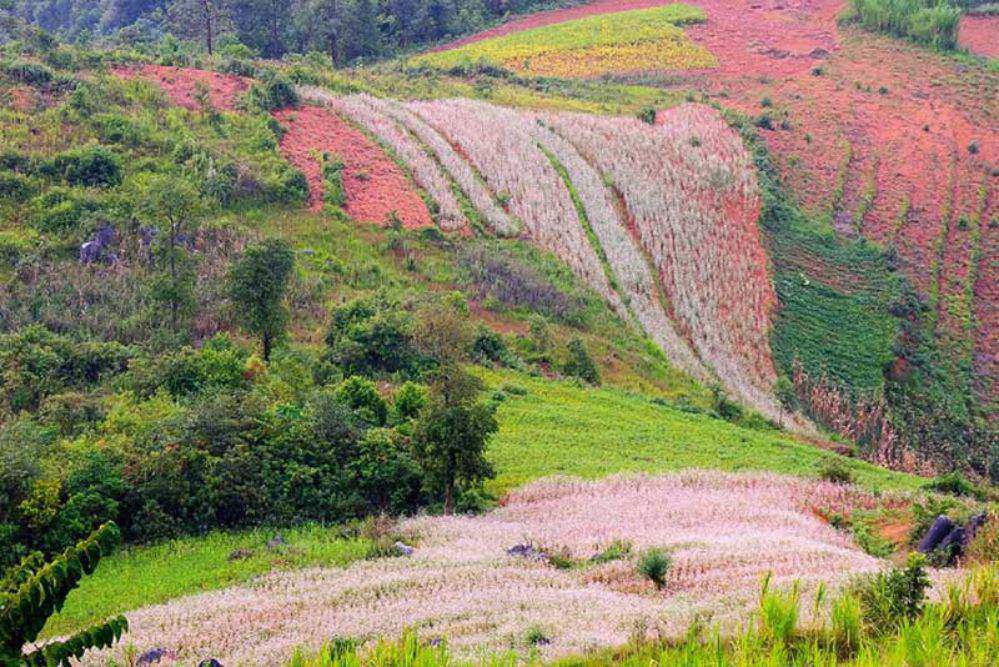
xmin=122 ymin=335 xmax=247 ymax=399
xmin=325 ymin=296 xmax=423 ymax=379
xmin=393 ymin=382 xmax=428 ymax=422
xmin=923 ymin=471 xmax=983 ymax=499
xmin=819 ymin=458 xmax=855 ymax=485
xmin=41 ymin=145 xmax=122 ymax=188
xmin=336 ymin=376 xmax=388 ymax=426
xmin=471 ymin=325 xmax=509 ymax=365
xmin=322 ymin=153 xmax=347 ymax=209
xmin=3 ymin=59 xmax=53 ymax=85
xmin=637 ymin=547 xmax=671 ymax=590
xmin=562 ymin=337 xmax=600 ymax=385
xmin=965 ymin=515 xmax=999 ymax=565
xmin=0 ymin=171 xmax=35 ymax=202
xmin=0 ymin=326 xmax=130 ymax=414
xmin=710 ymin=384 xmax=744 ymax=422
xmin=246 ymin=74 xmax=299 ymax=111
xmin=851 ymin=0 xmax=962 ymax=49
xmin=349 ymin=428 xmax=423 ymax=514
xmin=458 ymin=243 xmax=585 ymax=324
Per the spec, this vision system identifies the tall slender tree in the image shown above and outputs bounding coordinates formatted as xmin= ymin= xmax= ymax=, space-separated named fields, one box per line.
xmin=227 ymin=238 xmax=295 ymax=361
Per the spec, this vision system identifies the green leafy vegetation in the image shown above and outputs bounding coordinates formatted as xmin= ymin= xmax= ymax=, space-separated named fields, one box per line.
xmin=848 ymin=0 xmax=964 ymax=50
xmin=2 ymin=522 xmax=127 ymax=665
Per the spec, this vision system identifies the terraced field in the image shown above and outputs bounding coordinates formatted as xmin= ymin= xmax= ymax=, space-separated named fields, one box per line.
xmin=416 ymin=5 xmax=714 ymax=77
xmin=429 ymin=0 xmax=998 ymax=412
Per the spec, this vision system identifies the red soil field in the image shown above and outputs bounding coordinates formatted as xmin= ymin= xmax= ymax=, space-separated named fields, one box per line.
xmin=959 ymin=15 xmax=999 ymax=59
xmin=272 ymin=105 xmax=432 ymax=227
xmin=114 ymin=66 xmax=432 ymax=229
xmin=113 ymin=64 xmax=250 ymax=111
xmin=7 ymin=86 xmax=35 ymax=112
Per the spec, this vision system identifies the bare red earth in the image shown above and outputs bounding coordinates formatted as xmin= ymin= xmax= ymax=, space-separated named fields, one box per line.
xmin=114 ymin=66 xmax=432 ymax=229
xmin=272 ymin=105 xmax=431 ymax=227
xmin=959 ymin=15 xmax=999 ymax=59
xmin=113 ymin=64 xmax=250 ymax=111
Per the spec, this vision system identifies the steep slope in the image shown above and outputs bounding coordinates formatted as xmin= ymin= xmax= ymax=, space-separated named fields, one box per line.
xmin=428 ymin=0 xmax=998 ymax=419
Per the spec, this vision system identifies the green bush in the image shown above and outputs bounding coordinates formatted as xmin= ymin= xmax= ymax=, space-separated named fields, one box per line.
xmin=849 ymin=553 xmax=930 ymax=632
xmin=40 ymin=145 xmax=122 ymax=188
xmin=0 ymin=171 xmax=35 ymax=201
xmin=121 ymin=335 xmax=248 ymax=399
xmin=0 ymin=326 xmax=130 ymax=414
xmin=923 ymin=471 xmax=983 ymax=499
xmin=3 ymin=59 xmax=53 ymax=85
xmin=851 ymin=0 xmax=962 ymax=49
xmin=562 ymin=337 xmax=600 ymax=385
xmin=322 ymin=153 xmax=347 ymax=209
xmin=393 ymin=381 xmax=429 ymax=422
xmin=336 ymin=376 xmax=389 ymax=426
xmin=637 ymin=547 xmax=672 ymax=590
xmin=819 ymin=458 xmax=855 ymax=485
xmin=325 ymin=296 xmax=425 ymax=379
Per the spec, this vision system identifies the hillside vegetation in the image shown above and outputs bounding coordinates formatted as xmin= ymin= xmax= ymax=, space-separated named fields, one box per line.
xmin=0 ymin=2 xmax=996 ymax=665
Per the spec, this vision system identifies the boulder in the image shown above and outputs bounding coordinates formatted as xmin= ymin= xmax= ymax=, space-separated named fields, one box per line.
xmin=916 ymin=515 xmax=954 ymax=554
xmin=137 ymin=648 xmax=174 ymax=665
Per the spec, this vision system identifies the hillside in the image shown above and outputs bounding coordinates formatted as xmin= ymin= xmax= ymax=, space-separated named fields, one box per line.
xmin=1 ymin=2 xmax=997 ymax=665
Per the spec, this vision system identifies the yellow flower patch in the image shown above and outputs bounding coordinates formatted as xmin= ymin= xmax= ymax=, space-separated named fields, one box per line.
xmin=414 ymin=4 xmax=717 ymax=78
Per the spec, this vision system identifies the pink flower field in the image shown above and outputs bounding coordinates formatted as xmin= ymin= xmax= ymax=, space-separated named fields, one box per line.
xmin=85 ymin=472 xmax=886 ymax=665
xmin=303 ymin=90 xmax=789 ymax=422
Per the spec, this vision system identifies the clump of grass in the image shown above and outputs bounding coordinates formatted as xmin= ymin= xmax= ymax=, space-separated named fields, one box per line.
xmin=591 ymin=539 xmax=633 ymax=564
xmin=758 ymin=574 xmax=800 ymax=646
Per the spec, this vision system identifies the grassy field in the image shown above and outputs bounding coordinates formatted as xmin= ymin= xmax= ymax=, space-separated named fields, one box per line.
xmin=41 ymin=526 xmax=372 ymax=639
xmin=480 ymin=368 xmax=926 ymax=494
xmin=412 ymin=5 xmax=715 ymax=77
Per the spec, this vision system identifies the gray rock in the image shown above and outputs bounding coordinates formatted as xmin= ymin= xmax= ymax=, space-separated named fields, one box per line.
xmin=917 ymin=515 xmax=954 ymax=554
xmin=138 ymin=648 xmax=173 ymax=665
xmin=394 ymin=541 xmax=414 ymax=556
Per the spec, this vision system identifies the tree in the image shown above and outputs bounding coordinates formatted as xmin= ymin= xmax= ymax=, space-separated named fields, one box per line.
xmin=135 ymin=174 xmax=204 ymax=333
xmin=227 ymin=239 xmax=295 ymax=361
xmin=1 ymin=522 xmax=127 ymax=665
xmin=413 ymin=392 xmax=497 ymax=516
xmin=166 ymin=0 xmax=233 ymax=55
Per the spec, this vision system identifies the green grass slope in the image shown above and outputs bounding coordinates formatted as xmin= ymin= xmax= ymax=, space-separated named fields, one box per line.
xmin=482 ymin=369 xmax=924 ymax=494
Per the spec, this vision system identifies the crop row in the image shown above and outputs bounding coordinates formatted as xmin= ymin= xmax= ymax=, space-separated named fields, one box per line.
xmin=408 ymin=98 xmax=624 ymax=314
xmin=85 ymin=472 xmax=883 ymax=665
xmin=299 ymin=87 xmax=468 ymax=233
xmin=290 ymin=90 xmax=784 ymax=419
xmin=544 ymin=105 xmax=783 ymax=421
xmin=529 ymin=116 xmax=709 ymax=381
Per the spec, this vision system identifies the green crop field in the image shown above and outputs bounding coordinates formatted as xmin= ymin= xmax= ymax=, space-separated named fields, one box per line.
xmin=481 ymin=369 xmax=925 ymax=494
xmin=413 ymin=5 xmax=714 ymax=77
